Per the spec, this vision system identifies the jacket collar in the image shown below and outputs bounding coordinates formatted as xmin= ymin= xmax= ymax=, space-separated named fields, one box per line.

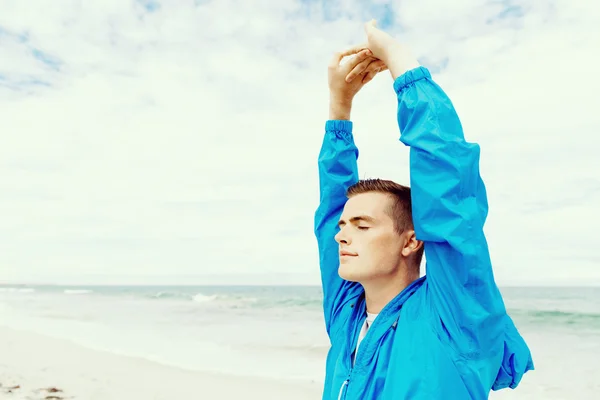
xmin=348 ymin=276 xmax=427 ymax=371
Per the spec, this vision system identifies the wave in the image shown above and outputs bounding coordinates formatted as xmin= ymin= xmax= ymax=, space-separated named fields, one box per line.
xmin=192 ymin=293 xmax=218 ymax=303
xmin=149 ymin=291 xmax=180 ymax=299
xmin=146 ymin=291 xmax=219 ymax=303
xmin=272 ymin=298 xmax=322 ymax=308
xmin=146 ymin=291 xmax=260 ymax=307
xmin=510 ymin=308 xmax=600 ymax=326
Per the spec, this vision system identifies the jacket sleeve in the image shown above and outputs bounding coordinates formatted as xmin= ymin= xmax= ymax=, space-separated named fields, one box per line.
xmin=314 ymin=120 xmax=363 ymax=337
xmin=394 ymin=67 xmax=506 ymax=355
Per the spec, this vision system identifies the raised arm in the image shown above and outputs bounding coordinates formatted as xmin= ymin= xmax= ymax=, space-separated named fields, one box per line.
xmin=361 ymin=20 xmax=506 ymax=352
xmin=315 ymin=120 xmax=362 ymax=337
xmin=393 ymin=66 xmax=506 ymax=354
xmin=393 ymin=66 xmax=534 ymax=387
xmin=314 ymin=47 xmax=386 ymax=337
xmin=350 ymin=20 xmax=533 ymax=387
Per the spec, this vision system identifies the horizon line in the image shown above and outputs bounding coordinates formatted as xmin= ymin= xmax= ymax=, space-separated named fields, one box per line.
xmin=1 ymin=281 xmax=599 ymax=288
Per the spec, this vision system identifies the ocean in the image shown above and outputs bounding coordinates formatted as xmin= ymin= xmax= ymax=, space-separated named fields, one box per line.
xmin=1 ymin=284 xmax=599 ymax=398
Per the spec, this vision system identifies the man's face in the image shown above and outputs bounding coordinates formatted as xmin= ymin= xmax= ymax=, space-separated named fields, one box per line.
xmin=335 ymin=192 xmax=405 ymax=283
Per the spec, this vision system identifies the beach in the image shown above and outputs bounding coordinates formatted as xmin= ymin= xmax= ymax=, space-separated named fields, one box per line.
xmin=2 ymin=328 xmax=599 ymax=400
xmin=1 ymin=284 xmax=599 ymax=399
xmin=0 ymin=326 xmax=322 ymax=400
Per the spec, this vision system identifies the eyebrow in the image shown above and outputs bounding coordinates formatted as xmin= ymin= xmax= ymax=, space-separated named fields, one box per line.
xmin=337 ymin=215 xmax=377 ymax=227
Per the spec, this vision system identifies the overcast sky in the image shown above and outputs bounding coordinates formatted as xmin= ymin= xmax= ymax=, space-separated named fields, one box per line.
xmin=1 ymin=0 xmax=599 ymax=286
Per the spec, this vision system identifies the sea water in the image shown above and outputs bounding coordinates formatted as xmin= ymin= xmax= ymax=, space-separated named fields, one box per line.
xmin=1 ymin=284 xmax=599 ymax=398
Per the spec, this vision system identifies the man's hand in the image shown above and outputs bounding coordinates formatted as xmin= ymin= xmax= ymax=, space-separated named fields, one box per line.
xmin=346 ymin=20 xmax=420 ymax=82
xmin=328 ymin=46 xmax=387 ymax=119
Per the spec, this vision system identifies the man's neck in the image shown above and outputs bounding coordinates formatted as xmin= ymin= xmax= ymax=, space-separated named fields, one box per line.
xmin=362 ymin=270 xmax=420 ymax=314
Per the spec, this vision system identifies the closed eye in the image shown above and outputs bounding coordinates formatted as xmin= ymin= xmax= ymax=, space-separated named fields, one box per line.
xmin=357 ymin=226 xmax=370 ymax=230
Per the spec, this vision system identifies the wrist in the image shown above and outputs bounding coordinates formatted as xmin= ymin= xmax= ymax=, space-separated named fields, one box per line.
xmin=383 ymin=44 xmax=420 ymax=80
xmin=329 ymin=96 xmax=352 ymax=120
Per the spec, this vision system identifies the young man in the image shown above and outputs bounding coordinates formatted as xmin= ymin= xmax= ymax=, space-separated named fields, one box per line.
xmin=314 ymin=21 xmax=534 ymax=399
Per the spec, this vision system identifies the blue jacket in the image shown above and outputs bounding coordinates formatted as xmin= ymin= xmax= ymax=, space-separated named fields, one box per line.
xmin=314 ymin=67 xmax=534 ymax=399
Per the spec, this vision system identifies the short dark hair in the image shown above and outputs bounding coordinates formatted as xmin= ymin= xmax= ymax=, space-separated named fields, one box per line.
xmin=346 ymin=178 xmax=424 ymax=267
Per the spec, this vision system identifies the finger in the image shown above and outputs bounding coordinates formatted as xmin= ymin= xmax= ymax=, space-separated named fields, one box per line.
xmin=337 ymin=50 xmax=372 ymax=77
xmin=329 ymin=51 xmax=344 ymax=68
xmin=361 ymin=58 xmax=387 ymax=84
xmin=363 ymin=59 xmax=387 ymax=75
xmin=346 ymin=58 xmax=386 ymax=82
xmin=362 ymin=68 xmax=379 ymax=84
xmin=339 ymin=42 xmax=369 ymax=58
xmin=329 ymin=43 xmax=369 ymax=67
xmin=345 ymin=56 xmax=375 ymax=82
xmin=364 ymin=19 xmax=377 ymax=33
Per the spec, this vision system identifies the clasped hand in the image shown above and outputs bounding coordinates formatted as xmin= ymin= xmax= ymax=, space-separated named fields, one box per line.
xmin=328 ymin=19 xmax=418 ymax=108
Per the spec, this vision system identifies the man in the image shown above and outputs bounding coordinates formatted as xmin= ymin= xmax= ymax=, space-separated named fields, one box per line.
xmin=314 ymin=20 xmax=534 ymax=399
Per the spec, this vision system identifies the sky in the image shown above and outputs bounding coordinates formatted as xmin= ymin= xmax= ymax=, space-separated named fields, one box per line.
xmin=1 ymin=0 xmax=599 ymax=286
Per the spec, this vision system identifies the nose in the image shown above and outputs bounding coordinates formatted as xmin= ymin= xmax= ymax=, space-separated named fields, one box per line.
xmin=334 ymin=228 xmax=350 ymax=245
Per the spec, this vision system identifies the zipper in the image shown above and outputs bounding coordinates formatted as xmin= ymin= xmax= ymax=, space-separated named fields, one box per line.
xmin=334 ymin=282 xmax=417 ymax=400
xmin=337 ymin=320 xmax=398 ymax=400
xmin=336 ymin=297 xmax=366 ymax=400
xmin=337 ymin=379 xmax=349 ymax=400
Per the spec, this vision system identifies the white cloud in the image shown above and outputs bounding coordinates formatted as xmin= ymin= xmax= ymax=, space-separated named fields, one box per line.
xmin=0 ymin=0 xmax=599 ymax=285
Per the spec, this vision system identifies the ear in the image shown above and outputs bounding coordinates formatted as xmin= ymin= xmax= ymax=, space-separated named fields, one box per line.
xmin=401 ymin=229 xmax=423 ymax=257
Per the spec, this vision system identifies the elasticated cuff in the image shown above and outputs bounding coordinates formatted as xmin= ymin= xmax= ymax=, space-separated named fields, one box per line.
xmin=325 ymin=120 xmax=354 ymax=144
xmin=393 ymin=66 xmax=431 ymax=93
xmin=325 ymin=120 xmax=353 ymax=133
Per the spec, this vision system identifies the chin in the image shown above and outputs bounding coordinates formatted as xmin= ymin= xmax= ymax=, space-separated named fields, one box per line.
xmin=338 ymin=264 xmax=364 ymax=283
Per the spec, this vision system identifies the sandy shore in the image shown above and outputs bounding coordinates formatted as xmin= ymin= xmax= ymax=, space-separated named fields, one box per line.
xmin=0 ymin=326 xmax=323 ymax=400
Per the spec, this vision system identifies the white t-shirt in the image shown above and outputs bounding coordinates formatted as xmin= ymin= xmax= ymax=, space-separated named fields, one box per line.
xmin=354 ymin=312 xmax=378 ymax=365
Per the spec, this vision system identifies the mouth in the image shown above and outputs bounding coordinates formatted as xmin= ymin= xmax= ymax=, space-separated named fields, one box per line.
xmin=339 ymin=251 xmax=358 ymax=257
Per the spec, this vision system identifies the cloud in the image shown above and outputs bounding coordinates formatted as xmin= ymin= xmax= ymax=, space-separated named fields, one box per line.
xmin=0 ymin=0 xmax=598 ymax=285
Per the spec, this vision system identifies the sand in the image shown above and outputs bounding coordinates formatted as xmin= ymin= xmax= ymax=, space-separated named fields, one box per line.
xmin=0 ymin=326 xmax=323 ymax=400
